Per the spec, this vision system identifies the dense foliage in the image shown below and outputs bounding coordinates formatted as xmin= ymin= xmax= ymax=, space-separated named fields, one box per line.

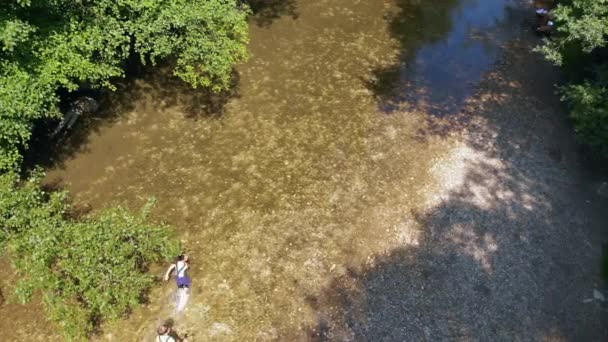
xmin=537 ymin=0 xmax=608 ymax=155
xmin=0 ymin=172 xmax=179 ymax=339
xmin=0 ymin=0 xmax=249 ymax=170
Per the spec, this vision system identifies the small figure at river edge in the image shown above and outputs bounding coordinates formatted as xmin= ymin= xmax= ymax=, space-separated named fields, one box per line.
xmin=156 ymin=322 xmax=188 ymax=342
xmin=164 ymin=254 xmax=192 ymax=312
xmin=534 ymin=0 xmax=557 ymax=34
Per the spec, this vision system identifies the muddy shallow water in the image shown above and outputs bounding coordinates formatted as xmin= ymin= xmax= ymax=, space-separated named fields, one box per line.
xmin=6 ymin=0 xmax=600 ymax=340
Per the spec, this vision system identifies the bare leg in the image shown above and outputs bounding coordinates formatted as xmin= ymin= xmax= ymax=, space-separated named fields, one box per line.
xmin=175 ymin=287 xmax=191 ymax=313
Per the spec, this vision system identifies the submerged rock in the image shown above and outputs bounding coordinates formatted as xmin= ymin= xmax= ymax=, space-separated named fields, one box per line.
xmin=51 ymin=96 xmax=99 ymax=137
xmin=596 ymin=182 xmax=608 ymax=198
xmin=209 ymin=322 xmax=233 ymax=336
xmin=593 ymin=289 xmax=605 ymax=302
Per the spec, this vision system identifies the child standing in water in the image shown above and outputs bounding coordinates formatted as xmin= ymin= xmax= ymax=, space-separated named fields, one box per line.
xmin=164 ymin=254 xmax=192 ymax=287
xmin=164 ymin=254 xmax=192 ymax=312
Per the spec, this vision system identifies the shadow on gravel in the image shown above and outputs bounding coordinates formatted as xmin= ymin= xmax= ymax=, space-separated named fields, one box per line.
xmin=305 ymin=155 xmax=605 ymax=340
xmin=301 ymin=14 xmax=608 ymax=342
xmin=24 ymin=65 xmax=240 ymax=172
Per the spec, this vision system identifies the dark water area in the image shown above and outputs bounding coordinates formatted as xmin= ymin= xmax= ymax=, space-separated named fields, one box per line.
xmin=373 ymin=0 xmax=520 ymax=115
xmin=247 ymin=0 xmax=299 ymax=27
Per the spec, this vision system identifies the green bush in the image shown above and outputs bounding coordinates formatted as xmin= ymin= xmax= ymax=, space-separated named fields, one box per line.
xmin=536 ymin=0 xmax=608 ymax=156
xmin=561 ymin=79 xmax=608 ymax=155
xmin=0 ymin=172 xmax=179 ymax=339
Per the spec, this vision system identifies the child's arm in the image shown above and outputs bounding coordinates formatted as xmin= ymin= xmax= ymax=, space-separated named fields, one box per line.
xmin=164 ymin=264 xmax=176 ymax=281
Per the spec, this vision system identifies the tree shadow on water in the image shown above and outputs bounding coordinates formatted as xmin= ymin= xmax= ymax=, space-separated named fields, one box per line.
xmin=365 ymin=0 xmax=461 ymax=116
xmin=22 ymin=89 xmax=133 ymax=172
xmin=127 ymin=65 xmax=241 ymax=120
xmin=368 ymin=0 xmax=529 ymax=118
xmin=247 ymin=0 xmax=299 ymax=27
xmin=23 ymin=64 xmax=240 ymax=172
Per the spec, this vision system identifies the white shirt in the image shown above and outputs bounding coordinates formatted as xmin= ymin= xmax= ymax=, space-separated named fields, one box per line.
xmin=175 ymin=260 xmax=188 ymax=277
xmin=157 ymin=334 xmax=176 ymax=342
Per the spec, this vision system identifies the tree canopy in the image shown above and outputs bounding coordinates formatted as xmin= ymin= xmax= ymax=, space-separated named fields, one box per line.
xmin=0 ymin=0 xmax=249 ymax=170
xmin=537 ymin=0 xmax=608 ymax=155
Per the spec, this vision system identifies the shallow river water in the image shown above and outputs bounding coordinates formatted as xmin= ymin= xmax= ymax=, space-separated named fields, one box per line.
xmin=4 ymin=0 xmax=543 ymax=340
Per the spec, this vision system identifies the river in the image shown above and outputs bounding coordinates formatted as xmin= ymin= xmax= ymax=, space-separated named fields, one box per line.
xmin=3 ymin=0 xmax=606 ymax=340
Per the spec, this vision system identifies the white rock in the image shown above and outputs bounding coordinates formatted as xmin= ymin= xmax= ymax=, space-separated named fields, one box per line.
xmin=593 ymin=289 xmax=605 ymax=301
xmin=597 ymin=182 xmax=608 ymax=198
xmin=209 ymin=322 xmax=233 ymax=336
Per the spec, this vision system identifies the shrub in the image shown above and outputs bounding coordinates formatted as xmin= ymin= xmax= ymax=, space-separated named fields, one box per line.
xmin=0 ymin=172 xmax=179 ymax=339
xmin=536 ymin=0 xmax=608 ymax=156
xmin=561 ymin=79 xmax=608 ymax=155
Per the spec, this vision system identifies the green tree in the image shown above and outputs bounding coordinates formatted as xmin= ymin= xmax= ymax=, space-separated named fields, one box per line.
xmin=536 ymin=0 xmax=608 ymax=65
xmin=536 ymin=0 xmax=608 ymax=155
xmin=0 ymin=0 xmax=249 ymax=170
xmin=0 ymin=171 xmax=179 ymax=339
